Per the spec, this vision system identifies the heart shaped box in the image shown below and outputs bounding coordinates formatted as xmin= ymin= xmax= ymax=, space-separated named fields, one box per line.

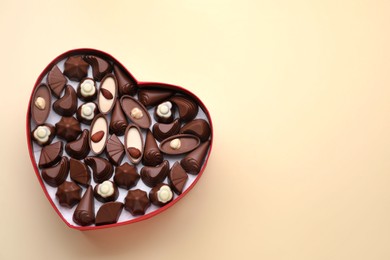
xmin=26 ymin=48 xmax=213 ymax=230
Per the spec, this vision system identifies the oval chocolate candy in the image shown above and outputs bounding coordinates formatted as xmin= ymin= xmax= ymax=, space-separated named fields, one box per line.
xmin=98 ymin=74 xmax=117 ymax=114
xmin=120 ymin=95 xmax=151 ymax=129
xmin=89 ymin=114 xmax=108 ymax=155
xmin=124 ymin=124 xmax=144 ymax=164
xmin=159 ymin=134 xmax=200 ymax=155
xmin=31 ymin=83 xmax=51 ymax=125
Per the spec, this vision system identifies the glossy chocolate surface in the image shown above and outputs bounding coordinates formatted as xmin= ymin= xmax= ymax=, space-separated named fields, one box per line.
xmin=113 ymin=65 xmax=137 ymax=96
xmin=70 ymin=158 xmax=91 ymax=186
xmin=114 ymin=162 xmax=140 ymax=189
xmin=73 ymin=185 xmax=95 ymax=226
xmin=56 ymin=181 xmax=81 ymax=208
xmin=55 ymin=116 xmax=82 ymax=141
xmin=181 ymin=141 xmax=210 ymax=175
xmin=31 ymin=84 xmax=51 ymax=125
xmin=94 ymin=181 xmax=119 ymax=203
xmin=120 ymin=95 xmax=151 ymax=129
xmin=95 ymin=202 xmax=124 ymax=226
xmin=110 ymin=100 xmax=127 ymax=136
xmin=83 ymin=55 xmax=112 ymax=81
xmin=142 ymin=129 xmax=163 ymax=166
xmin=47 ymin=65 xmax=67 ymax=98
xmin=168 ymin=162 xmax=188 ymax=195
xmin=140 ymin=160 xmax=170 ymax=188
xmin=39 ymin=141 xmax=63 ymax=168
xmin=124 ymin=189 xmax=150 ymax=216
xmin=31 ymin=124 xmax=56 ymax=146
xmin=105 ymin=134 xmax=125 ymax=166
xmin=149 ymin=183 xmax=174 ymax=207
xmin=84 ymin=156 xmax=114 ymax=183
xmin=65 ymin=129 xmax=90 ymax=159
xmin=152 ymin=119 xmax=181 ymax=142
xmin=64 ymin=56 xmax=89 ymax=81
xmin=89 ymin=114 xmax=108 ymax=155
xmin=41 ymin=157 xmax=69 ymax=187
xmin=138 ymin=88 xmax=174 ymax=107
xmin=170 ymin=95 xmax=198 ymax=122
xmin=180 ymin=119 xmax=211 ymax=142
xmin=159 ymin=134 xmax=200 ymax=155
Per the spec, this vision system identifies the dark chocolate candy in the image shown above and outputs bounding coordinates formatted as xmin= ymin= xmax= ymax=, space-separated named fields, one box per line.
xmin=149 ymin=183 xmax=174 ymax=207
xmin=98 ymin=74 xmax=117 ymax=114
xmin=168 ymin=162 xmax=188 ymax=195
xmin=140 ymin=160 xmax=170 ymax=188
xmin=94 ymin=180 xmax=119 ymax=203
xmin=47 ymin=65 xmax=67 ymax=98
xmin=113 ymin=64 xmax=137 ymax=96
xmin=124 ymin=124 xmax=144 ymax=164
xmin=53 ymin=85 xmax=77 ymax=116
xmin=138 ymin=88 xmax=174 ymax=107
xmin=70 ymin=158 xmax=91 ymax=186
xmin=76 ymin=102 xmax=99 ymax=125
xmin=180 ymin=119 xmax=211 ymax=142
xmin=55 ymin=116 xmax=82 ymax=141
xmin=65 ymin=129 xmax=90 ymax=159
xmin=95 ymin=202 xmax=124 ymax=226
xmin=120 ymin=95 xmax=151 ymax=129
xmin=110 ymin=100 xmax=127 ymax=136
xmin=170 ymin=95 xmax=198 ymax=122
xmin=180 ymin=141 xmax=210 ymax=175
xmin=63 ymin=56 xmax=89 ymax=81
xmin=152 ymin=119 xmax=181 ymax=142
xmin=73 ymin=186 xmax=95 ymax=226
xmin=124 ymin=189 xmax=150 ymax=216
xmin=114 ymin=162 xmax=140 ymax=189
xmin=89 ymin=114 xmax=108 ymax=155
xmin=38 ymin=141 xmax=63 ymax=168
xmin=31 ymin=124 xmax=56 ymax=146
xmin=83 ymin=55 xmax=112 ymax=81
xmin=84 ymin=156 xmax=113 ymax=183
xmin=55 ymin=181 xmax=81 ymax=208
xmin=77 ymin=78 xmax=97 ymax=102
xmin=154 ymin=101 xmax=175 ymax=123
xmin=159 ymin=134 xmax=200 ymax=155
xmin=31 ymin=84 xmax=51 ymax=125
xmin=41 ymin=157 xmax=69 ymax=187
xmin=142 ymin=130 xmax=163 ymax=166
xmin=105 ymin=134 xmax=125 ymax=166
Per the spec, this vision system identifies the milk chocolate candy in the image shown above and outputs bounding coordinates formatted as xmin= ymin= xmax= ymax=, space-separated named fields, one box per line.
xmin=120 ymin=95 xmax=151 ymax=129
xmin=69 ymin=158 xmax=91 ymax=186
xmin=110 ymin=100 xmax=127 ymax=136
xmin=159 ymin=134 xmax=200 ymax=155
xmin=38 ymin=141 xmax=63 ymax=168
xmin=56 ymin=181 xmax=81 ymax=208
xmin=65 ymin=129 xmax=90 ymax=160
xmin=31 ymin=84 xmax=51 ymax=125
xmin=73 ymin=186 xmax=95 ymax=226
xmin=170 ymin=95 xmax=198 ymax=122
xmin=168 ymin=162 xmax=188 ymax=195
xmin=83 ymin=55 xmax=112 ymax=81
xmin=124 ymin=189 xmax=150 ymax=216
xmin=76 ymin=102 xmax=99 ymax=125
xmin=180 ymin=119 xmax=211 ymax=142
xmin=94 ymin=180 xmax=119 ymax=203
xmin=114 ymin=162 xmax=140 ymax=189
xmin=149 ymin=183 xmax=174 ymax=207
xmin=180 ymin=141 xmax=210 ymax=175
xmin=140 ymin=160 xmax=170 ymax=188
xmin=53 ymin=85 xmax=77 ymax=116
xmin=41 ymin=157 xmax=69 ymax=187
xmin=63 ymin=56 xmax=89 ymax=81
xmin=55 ymin=116 xmax=82 ymax=142
xmin=154 ymin=101 xmax=175 ymax=123
xmin=105 ymin=134 xmax=125 ymax=166
xmin=31 ymin=124 xmax=56 ymax=146
xmin=84 ymin=156 xmax=114 ymax=183
xmin=113 ymin=64 xmax=137 ymax=96
xmin=138 ymin=88 xmax=174 ymax=107
xmin=142 ymin=129 xmax=163 ymax=166
xmin=77 ymin=78 xmax=97 ymax=102
xmin=89 ymin=114 xmax=108 ymax=155
xmin=95 ymin=202 xmax=124 ymax=226
xmin=152 ymin=119 xmax=181 ymax=142
xmin=124 ymin=124 xmax=143 ymax=164
xmin=98 ymin=74 xmax=117 ymax=115
xmin=47 ymin=65 xmax=67 ymax=98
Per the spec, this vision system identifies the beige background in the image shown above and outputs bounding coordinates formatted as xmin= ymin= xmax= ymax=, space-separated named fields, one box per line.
xmin=1 ymin=0 xmax=390 ymax=259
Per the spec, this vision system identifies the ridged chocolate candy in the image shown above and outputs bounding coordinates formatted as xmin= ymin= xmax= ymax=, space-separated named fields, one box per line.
xmin=113 ymin=65 xmax=137 ymax=96
xmin=31 ymin=124 xmax=56 ymax=146
xmin=70 ymin=158 xmax=91 ymax=186
xmin=65 ymin=129 xmax=90 ymax=159
xmin=180 ymin=119 xmax=211 ymax=142
xmin=170 ymin=95 xmax=198 ymax=122
xmin=38 ymin=141 xmax=63 ymax=168
xmin=47 ymin=65 xmax=67 ymax=98
xmin=83 ymin=55 xmax=112 ymax=81
xmin=153 ymin=101 xmax=175 ymax=123
xmin=152 ymin=119 xmax=181 ymax=142
xmin=63 ymin=56 xmax=89 ymax=81
xmin=105 ymin=134 xmax=125 ymax=166
xmin=94 ymin=180 xmax=119 ymax=203
xmin=138 ymin=88 xmax=174 ymax=107
xmin=55 ymin=117 xmax=82 ymax=141
xmin=84 ymin=157 xmax=113 ymax=183
xmin=142 ymin=129 xmax=163 ymax=166
xmin=73 ymin=186 xmax=95 ymax=226
xmin=140 ymin=160 xmax=170 ymax=188
xmin=56 ymin=181 xmax=81 ymax=208
xmin=168 ymin=162 xmax=188 ymax=195
xmin=41 ymin=157 xmax=69 ymax=187
xmin=180 ymin=141 xmax=210 ymax=175
xmin=124 ymin=189 xmax=150 ymax=216
xmin=114 ymin=162 xmax=140 ymax=189
xmin=110 ymin=100 xmax=127 ymax=136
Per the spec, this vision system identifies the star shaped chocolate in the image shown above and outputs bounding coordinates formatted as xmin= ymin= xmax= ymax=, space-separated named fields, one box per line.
xmin=114 ymin=162 xmax=140 ymax=189
xmin=63 ymin=56 xmax=89 ymax=81
xmin=55 ymin=116 xmax=82 ymax=141
xmin=55 ymin=181 xmax=81 ymax=208
xmin=124 ymin=189 xmax=150 ymax=215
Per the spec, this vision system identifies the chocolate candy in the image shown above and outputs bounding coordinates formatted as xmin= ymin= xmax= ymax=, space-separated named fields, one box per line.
xmin=140 ymin=160 xmax=170 ymax=188
xmin=69 ymin=158 xmax=91 ymax=186
xmin=114 ymin=162 xmax=140 ymax=189
xmin=39 ymin=141 xmax=63 ymax=168
xmin=95 ymin=202 xmax=124 ymax=226
xmin=124 ymin=124 xmax=143 ymax=164
xmin=83 ymin=55 xmax=112 ymax=81
xmin=124 ymin=189 xmax=150 ymax=216
xmin=56 ymin=181 xmax=81 ymax=208
xmin=110 ymin=100 xmax=127 ymax=136
xmin=31 ymin=124 xmax=56 ymax=146
xmin=159 ymin=134 xmax=200 ymax=155
xmin=149 ymin=183 xmax=174 ymax=207
xmin=31 ymin=84 xmax=51 ymax=125
xmin=76 ymin=102 xmax=99 ymax=125
xmin=65 ymin=129 xmax=90 ymax=160
xmin=47 ymin=65 xmax=67 ymax=98
xmin=120 ymin=95 xmax=151 ymax=129
xmin=170 ymin=95 xmax=198 ymax=122
xmin=89 ymin=114 xmax=108 ymax=155
xmin=41 ymin=157 xmax=69 ymax=187
xmin=63 ymin=56 xmax=89 ymax=81
xmin=138 ymin=88 xmax=174 ymax=107
xmin=55 ymin=116 xmax=82 ymax=141
xmin=143 ymin=129 xmax=163 ymax=166
xmin=113 ymin=65 xmax=137 ymax=96
xmin=94 ymin=180 xmax=119 ymax=203
xmin=77 ymin=78 xmax=97 ymax=102
xmin=180 ymin=119 xmax=211 ymax=142
xmin=98 ymin=74 xmax=117 ymax=114
xmin=53 ymin=85 xmax=78 ymax=116
xmin=105 ymin=134 xmax=125 ymax=166
xmin=181 ymin=141 xmax=210 ymax=175
xmin=84 ymin=156 xmax=113 ymax=183
xmin=73 ymin=185 xmax=95 ymax=226
xmin=168 ymin=162 xmax=188 ymax=195
xmin=152 ymin=119 xmax=181 ymax=142
xmin=154 ymin=101 xmax=175 ymax=123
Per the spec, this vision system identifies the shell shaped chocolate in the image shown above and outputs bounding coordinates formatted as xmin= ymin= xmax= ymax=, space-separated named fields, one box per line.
xmin=41 ymin=157 xmax=69 ymax=187
xmin=170 ymin=95 xmax=198 ymax=122
xmin=84 ymin=157 xmax=114 ymax=183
